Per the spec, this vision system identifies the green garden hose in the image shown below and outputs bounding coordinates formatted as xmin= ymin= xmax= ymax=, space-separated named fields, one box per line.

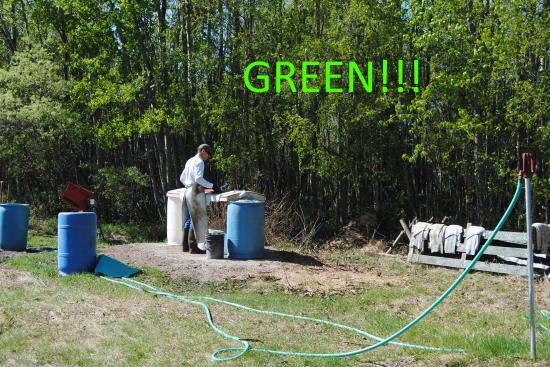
xmin=102 ymin=179 xmax=524 ymax=362
xmin=103 ymin=276 xmax=462 ymax=360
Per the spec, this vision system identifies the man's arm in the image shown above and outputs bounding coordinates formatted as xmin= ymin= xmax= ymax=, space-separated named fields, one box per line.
xmin=193 ymin=161 xmax=213 ymax=189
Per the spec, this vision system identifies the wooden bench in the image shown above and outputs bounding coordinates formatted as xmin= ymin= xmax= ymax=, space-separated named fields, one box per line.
xmin=400 ymin=220 xmax=549 ymax=276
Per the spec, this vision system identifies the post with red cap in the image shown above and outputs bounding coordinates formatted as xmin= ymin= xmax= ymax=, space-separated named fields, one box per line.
xmin=520 ymin=153 xmax=536 ymax=359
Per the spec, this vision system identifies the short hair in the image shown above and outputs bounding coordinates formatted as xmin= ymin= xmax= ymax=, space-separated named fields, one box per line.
xmin=197 ymin=144 xmax=213 ymax=156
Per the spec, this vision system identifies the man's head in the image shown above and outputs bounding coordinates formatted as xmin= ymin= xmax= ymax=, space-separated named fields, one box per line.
xmin=197 ymin=144 xmax=213 ymax=161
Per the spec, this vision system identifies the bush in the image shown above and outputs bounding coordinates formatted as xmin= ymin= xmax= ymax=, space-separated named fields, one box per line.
xmin=90 ymin=166 xmax=150 ymax=222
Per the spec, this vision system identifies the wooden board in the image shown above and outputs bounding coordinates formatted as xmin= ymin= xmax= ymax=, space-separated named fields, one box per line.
xmin=455 ymin=244 xmax=528 ymax=258
xmin=410 ymin=253 xmax=528 ymax=276
xmin=386 ymin=230 xmax=406 ymax=254
xmin=399 ymin=219 xmax=412 ymax=240
xmin=217 ymin=190 xmax=242 ymax=202
xmin=497 ymin=256 xmax=549 ymax=270
xmin=483 ymin=230 xmax=527 ymax=245
xmin=216 ymin=190 xmax=266 ymax=202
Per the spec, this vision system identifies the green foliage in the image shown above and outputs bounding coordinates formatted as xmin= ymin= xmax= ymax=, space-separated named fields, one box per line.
xmin=0 ymin=49 xmax=86 ymax=214
xmin=91 ymin=166 xmax=150 ymax=222
xmin=0 ymin=0 xmax=548 ymax=230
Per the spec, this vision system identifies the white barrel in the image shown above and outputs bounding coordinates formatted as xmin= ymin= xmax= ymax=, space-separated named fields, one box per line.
xmin=166 ymin=189 xmax=183 ymax=245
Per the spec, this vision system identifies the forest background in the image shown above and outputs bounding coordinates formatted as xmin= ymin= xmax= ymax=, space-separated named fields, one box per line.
xmin=0 ymin=0 xmax=548 ymax=240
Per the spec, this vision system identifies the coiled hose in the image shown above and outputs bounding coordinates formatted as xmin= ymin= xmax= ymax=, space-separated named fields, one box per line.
xmin=102 ymin=179 xmax=524 ymax=362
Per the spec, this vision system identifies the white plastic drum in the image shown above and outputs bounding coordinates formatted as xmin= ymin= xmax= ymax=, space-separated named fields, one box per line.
xmin=166 ymin=189 xmax=184 ymax=245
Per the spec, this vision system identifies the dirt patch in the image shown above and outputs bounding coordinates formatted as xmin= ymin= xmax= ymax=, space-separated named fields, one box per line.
xmin=100 ymin=243 xmax=405 ymax=294
xmin=99 ymin=243 xmax=550 ymax=304
xmin=0 ymin=265 xmax=45 ymax=289
xmin=355 ymin=357 xmax=419 ymax=367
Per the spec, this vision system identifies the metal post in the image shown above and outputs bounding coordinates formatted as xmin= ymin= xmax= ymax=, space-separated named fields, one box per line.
xmin=525 ymin=177 xmax=536 ymax=359
xmin=520 ymin=152 xmax=537 ymax=359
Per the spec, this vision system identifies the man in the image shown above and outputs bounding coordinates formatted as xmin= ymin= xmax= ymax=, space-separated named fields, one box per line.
xmin=180 ymin=144 xmax=220 ymax=253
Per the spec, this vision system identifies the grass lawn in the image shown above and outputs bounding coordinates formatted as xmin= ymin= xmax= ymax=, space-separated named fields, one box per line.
xmin=1 ymin=234 xmax=549 ymax=366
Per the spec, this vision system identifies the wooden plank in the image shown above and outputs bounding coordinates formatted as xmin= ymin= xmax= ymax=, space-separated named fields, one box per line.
xmin=403 ymin=218 xmax=419 ymax=261
xmin=386 ymin=230 xmax=406 ymax=254
xmin=456 ymin=244 xmax=528 ymax=258
xmin=391 ymin=230 xmax=406 ymax=246
xmin=483 ymin=230 xmax=527 ymax=245
xmin=217 ymin=190 xmax=242 ymax=202
xmin=407 ymin=246 xmax=415 ymax=262
xmin=400 ymin=219 xmax=412 ymax=241
xmin=410 ymin=253 xmax=528 ymax=276
xmin=460 ymin=223 xmax=471 ymax=262
xmin=497 ymin=256 xmax=549 ymax=270
xmin=405 ymin=217 xmax=415 ymax=261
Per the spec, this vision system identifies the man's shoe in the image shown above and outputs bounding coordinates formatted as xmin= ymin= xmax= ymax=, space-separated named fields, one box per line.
xmin=188 ymin=229 xmax=205 ymax=254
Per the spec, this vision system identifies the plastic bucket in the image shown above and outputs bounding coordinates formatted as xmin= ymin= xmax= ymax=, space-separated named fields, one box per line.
xmin=0 ymin=203 xmax=29 ymax=251
xmin=60 ymin=182 xmax=95 ymax=211
xmin=206 ymin=230 xmax=224 ymax=259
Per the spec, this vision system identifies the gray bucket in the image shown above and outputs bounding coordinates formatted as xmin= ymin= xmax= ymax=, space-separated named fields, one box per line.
xmin=206 ymin=230 xmax=225 ymax=259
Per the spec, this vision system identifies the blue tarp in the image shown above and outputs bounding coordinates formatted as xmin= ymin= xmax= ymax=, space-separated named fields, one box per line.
xmin=94 ymin=254 xmax=140 ymax=278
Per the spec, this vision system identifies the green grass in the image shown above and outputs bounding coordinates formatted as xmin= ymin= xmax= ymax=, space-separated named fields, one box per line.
xmin=99 ymin=222 xmax=165 ymax=243
xmin=0 ymin=234 xmax=549 ymax=366
xmin=29 ymin=216 xmax=165 ymax=244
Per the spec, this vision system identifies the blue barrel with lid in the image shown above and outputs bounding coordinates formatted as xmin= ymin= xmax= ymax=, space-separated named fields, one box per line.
xmin=58 ymin=212 xmax=97 ymax=276
xmin=0 ymin=203 xmax=29 ymax=251
xmin=226 ymin=200 xmax=265 ymax=259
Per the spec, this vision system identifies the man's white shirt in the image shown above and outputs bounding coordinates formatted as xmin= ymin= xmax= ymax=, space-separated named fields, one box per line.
xmin=179 ymin=154 xmax=213 ymax=189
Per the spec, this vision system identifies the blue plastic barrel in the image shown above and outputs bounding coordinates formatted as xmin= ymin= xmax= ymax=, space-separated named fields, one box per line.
xmin=226 ymin=200 xmax=265 ymax=259
xmin=0 ymin=203 xmax=29 ymax=251
xmin=58 ymin=212 xmax=97 ymax=276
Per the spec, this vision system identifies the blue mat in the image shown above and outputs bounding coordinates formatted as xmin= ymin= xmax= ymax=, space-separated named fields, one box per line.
xmin=94 ymin=255 xmax=140 ymax=278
